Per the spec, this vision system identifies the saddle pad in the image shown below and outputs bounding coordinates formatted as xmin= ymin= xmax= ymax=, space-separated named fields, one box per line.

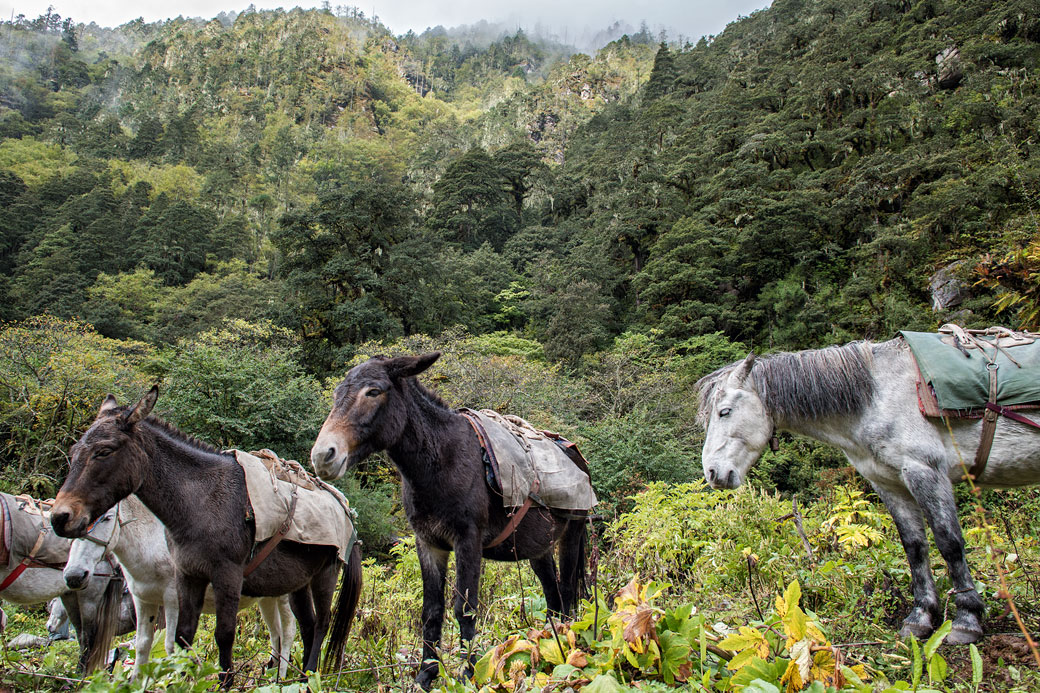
xmin=233 ymin=451 xmax=356 ymax=563
xmin=0 ymin=492 xmax=71 ymax=568
xmin=468 ymin=410 xmax=597 ymax=511
xmin=901 ymin=327 xmax=1040 ymax=412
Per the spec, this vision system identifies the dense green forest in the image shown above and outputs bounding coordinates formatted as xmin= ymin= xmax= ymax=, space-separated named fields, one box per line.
xmin=3 ymin=0 xmax=1040 ymax=690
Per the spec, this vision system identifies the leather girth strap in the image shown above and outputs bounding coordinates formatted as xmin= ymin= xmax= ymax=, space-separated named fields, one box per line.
xmin=243 ymin=490 xmax=298 ymax=578
xmin=969 ymin=364 xmax=1040 ymax=481
xmin=459 ymin=410 xmax=542 ymax=549
xmin=486 ymin=478 xmax=541 ymax=550
xmin=968 ymin=365 xmax=1001 ymax=482
xmin=0 ymin=521 xmax=49 ymax=593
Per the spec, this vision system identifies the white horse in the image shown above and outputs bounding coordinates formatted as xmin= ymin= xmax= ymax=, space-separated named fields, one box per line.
xmin=1 ymin=491 xmax=133 ymax=671
xmin=63 ymin=494 xmax=297 ymax=679
xmin=696 ymin=338 xmax=1040 ymax=646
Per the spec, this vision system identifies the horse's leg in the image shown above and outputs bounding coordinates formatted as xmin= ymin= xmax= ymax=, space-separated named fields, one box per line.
xmin=210 ymin=570 xmax=244 ymax=687
xmin=258 ymin=597 xmax=287 ymax=677
xmin=901 ymin=465 xmax=985 ymax=644
xmin=453 ymin=528 xmax=483 ymax=681
xmin=557 ymin=519 xmax=587 ymax=616
xmin=130 ymin=596 xmax=160 ymax=680
xmin=279 ymin=596 xmax=296 ymax=677
xmin=289 ymin=588 xmax=317 ymax=673
xmin=872 ymin=484 xmax=941 ymax=638
xmin=69 ymin=591 xmax=96 ymax=673
xmin=306 ymin=563 xmax=337 ymax=673
xmin=415 ymin=539 xmax=449 ymax=690
xmin=173 ymin=573 xmax=208 ymax=651
xmin=162 ymin=584 xmax=180 ymax=655
xmin=529 ymin=555 xmax=564 ymax=616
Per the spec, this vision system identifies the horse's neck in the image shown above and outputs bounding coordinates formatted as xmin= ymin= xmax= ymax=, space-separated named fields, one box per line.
xmin=781 ymin=416 xmax=864 ymax=451
xmin=114 ymin=497 xmax=171 ymax=578
xmin=132 ymin=429 xmax=243 ymax=546
xmin=386 ymin=386 xmax=462 ymax=485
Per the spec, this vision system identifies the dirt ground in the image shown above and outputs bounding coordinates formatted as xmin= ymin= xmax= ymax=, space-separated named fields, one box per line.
xmin=945 ymin=631 xmax=1040 ymax=691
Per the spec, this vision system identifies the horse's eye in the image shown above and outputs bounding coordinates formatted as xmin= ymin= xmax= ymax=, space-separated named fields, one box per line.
xmin=719 ymin=408 xmax=732 ymax=418
xmin=366 ymin=388 xmax=383 ymax=398
xmin=95 ymin=448 xmax=113 ymax=458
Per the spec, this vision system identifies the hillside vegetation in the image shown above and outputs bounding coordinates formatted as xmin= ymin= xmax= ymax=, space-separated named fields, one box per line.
xmin=2 ymin=0 xmax=1040 ymax=690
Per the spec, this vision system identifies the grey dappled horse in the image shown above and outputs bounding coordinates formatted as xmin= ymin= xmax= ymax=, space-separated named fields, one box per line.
xmin=64 ymin=495 xmax=296 ymax=679
xmin=696 ymin=338 xmax=1040 ymax=646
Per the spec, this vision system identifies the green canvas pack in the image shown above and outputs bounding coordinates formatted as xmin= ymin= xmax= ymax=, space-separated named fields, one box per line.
xmin=900 ymin=325 xmax=1040 ymax=413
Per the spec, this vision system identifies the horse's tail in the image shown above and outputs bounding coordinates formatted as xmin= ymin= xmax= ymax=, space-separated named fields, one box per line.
xmin=321 ymin=541 xmax=362 ymax=674
xmin=575 ymin=518 xmax=589 ymax=600
xmin=82 ymin=574 xmax=123 ymax=674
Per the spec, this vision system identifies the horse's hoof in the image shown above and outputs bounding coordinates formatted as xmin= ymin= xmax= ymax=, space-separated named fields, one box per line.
xmin=899 ymin=621 xmax=934 ymax=640
xmin=946 ymin=626 xmax=983 ymax=645
xmin=416 ymin=666 xmax=437 ymax=691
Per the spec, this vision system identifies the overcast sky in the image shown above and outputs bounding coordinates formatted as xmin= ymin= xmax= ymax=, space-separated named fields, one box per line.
xmin=1 ymin=0 xmax=771 ymax=43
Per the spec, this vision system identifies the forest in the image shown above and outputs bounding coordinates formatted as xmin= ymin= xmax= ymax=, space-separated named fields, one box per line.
xmin=2 ymin=0 xmax=1040 ymax=690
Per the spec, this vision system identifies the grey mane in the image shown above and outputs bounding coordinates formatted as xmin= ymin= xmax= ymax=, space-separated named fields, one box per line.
xmin=696 ymin=341 xmax=877 ymax=425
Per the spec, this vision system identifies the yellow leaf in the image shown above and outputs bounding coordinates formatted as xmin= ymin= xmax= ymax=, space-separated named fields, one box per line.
xmin=718 ymin=626 xmax=770 ymax=659
xmin=782 ymin=604 xmax=807 ymax=642
xmin=566 ymin=649 xmax=588 ymax=668
xmin=780 ymin=658 xmax=804 ymax=693
xmin=614 ymin=575 xmax=642 ymax=608
xmin=727 ymin=648 xmax=760 ymax=672
xmin=538 ymin=638 xmax=566 ymax=666
xmin=783 ymin=580 xmax=802 ymax=614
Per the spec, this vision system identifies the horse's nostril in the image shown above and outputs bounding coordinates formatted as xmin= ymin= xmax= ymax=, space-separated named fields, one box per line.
xmin=322 ymin=447 xmax=336 ymax=463
xmin=726 ymin=469 xmax=736 ymax=487
xmin=706 ymin=467 xmax=717 ymax=483
xmin=65 ymin=572 xmax=86 ymax=589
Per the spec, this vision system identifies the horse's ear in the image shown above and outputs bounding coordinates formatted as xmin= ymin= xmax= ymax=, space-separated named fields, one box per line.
xmin=98 ymin=394 xmax=119 ymax=416
xmin=386 ymin=352 xmax=441 ymax=381
xmin=727 ymin=353 xmax=756 ymax=388
xmin=123 ymin=385 xmax=159 ymax=425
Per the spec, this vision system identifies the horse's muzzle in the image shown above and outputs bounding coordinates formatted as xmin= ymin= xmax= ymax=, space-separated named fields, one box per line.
xmin=705 ymin=466 xmax=740 ymax=490
xmin=64 ymin=569 xmax=89 ymax=591
xmin=49 ymin=507 xmax=89 ymax=538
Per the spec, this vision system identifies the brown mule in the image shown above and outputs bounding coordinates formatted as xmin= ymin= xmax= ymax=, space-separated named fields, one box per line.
xmin=310 ymin=353 xmax=589 ymax=690
xmin=50 ymin=388 xmax=362 ymax=685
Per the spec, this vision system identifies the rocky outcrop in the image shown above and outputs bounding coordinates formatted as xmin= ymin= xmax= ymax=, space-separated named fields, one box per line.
xmin=929 ymin=261 xmax=970 ymax=311
xmin=935 ymin=46 xmax=963 ymax=90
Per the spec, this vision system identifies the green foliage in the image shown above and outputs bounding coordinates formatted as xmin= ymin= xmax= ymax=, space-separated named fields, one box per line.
xmin=0 ymin=315 xmax=152 ymax=494
xmin=154 ymin=320 xmax=324 ymax=460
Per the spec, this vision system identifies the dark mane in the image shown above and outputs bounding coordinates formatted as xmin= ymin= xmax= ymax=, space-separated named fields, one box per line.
xmin=696 ymin=341 xmax=877 ymax=425
xmin=405 ymin=376 xmax=452 ymax=414
xmin=141 ymin=414 xmax=223 ymax=455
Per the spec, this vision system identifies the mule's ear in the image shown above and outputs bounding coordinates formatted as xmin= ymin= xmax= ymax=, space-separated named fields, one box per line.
xmin=386 ymin=352 xmax=441 ymax=381
xmin=123 ymin=385 xmax=158 ymax=425
xmin=98 ymin=394 xmax=119 ymax=416
xmin=727 ymin=352 xmax=756 ymax=388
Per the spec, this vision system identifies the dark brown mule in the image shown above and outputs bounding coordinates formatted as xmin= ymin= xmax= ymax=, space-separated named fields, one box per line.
xmin=310 ymin=352 xmax=589 ymax=690
xmin=49 ymin=388 xmax=362 ymax=684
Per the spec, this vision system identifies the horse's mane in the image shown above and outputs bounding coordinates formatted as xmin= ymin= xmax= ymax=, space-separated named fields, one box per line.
xmin=137 ymin=412 xmax=223 ymax=455
xmin=695 ymin=341 xmax=877 ymax=426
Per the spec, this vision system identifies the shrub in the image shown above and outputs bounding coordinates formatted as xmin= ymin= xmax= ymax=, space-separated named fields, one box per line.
xmin=0 ymin=315 xmax=152 ymax=495
xmin=153 ymin=319 xmax=325 ymax=461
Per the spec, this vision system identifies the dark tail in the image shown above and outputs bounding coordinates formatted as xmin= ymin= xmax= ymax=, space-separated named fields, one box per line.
xmin=82 ymin=576 xmax=123 ymax=674
xmin=321 ymin=541 xmax=362 ymax=674
xmin=576 ymin=520 xmax=589 ymax=600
